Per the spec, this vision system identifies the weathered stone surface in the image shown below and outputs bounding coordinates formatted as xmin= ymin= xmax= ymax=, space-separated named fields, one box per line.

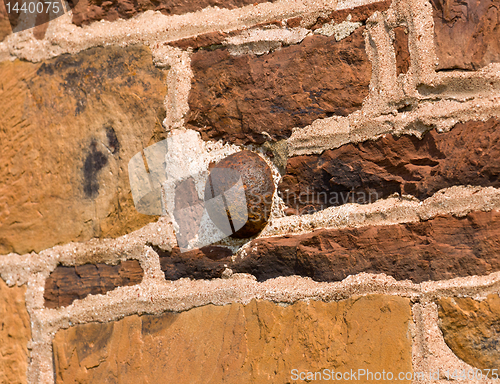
xmin=53 ymin=295 xmax=412 ymax=383
xmin=233 ymin=210 xmax=500 ymax=283
xmin=432 ymin=0 xmax=500 ymax=70
xmin=205 ymin=151 xmax=275 ymax=238
xmin=394 ymin=26 xmax=410 ymax=75
xmin=0 ymin=279 xmax=30 ymax=384
xmin=0 ymin=45 xmax=167 ymax=255
xmin=156 ymin=245 xmax=233 ymax=280
xmin=438 ymin=295 xmax=500 ymax=370
xmin=279 ymin=119 xmax=500 ymax=212
xmin=44 ymin=260 xmax=144 ymax=308
xmin=187 ymin=28 xmax=371 ymax=145
xmin=70 ymin=0 xmax=278 ymax=26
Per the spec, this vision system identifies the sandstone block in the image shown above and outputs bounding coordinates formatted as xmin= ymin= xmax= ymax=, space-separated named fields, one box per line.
xmin=0 ymin=279 xmax=30 ymax=384
xmin=44 ymin=260 xmax=144 ymax=308
xmin=53 ymin=295 xmax=412 ymax=383
xmin=234 ymin=211 xmax=500 ymax=283
xmin=279 ymin=119 xmax=500 ymax=212
xmin=432 ymin=0 xmax=500 ymax=70
xmin=438 ymin=295 xmax=500 ymax=370
xmin=187 ymin=29 xmax=371 ymax=145
xmin=0 ymin=45 xmax=167 ymax=255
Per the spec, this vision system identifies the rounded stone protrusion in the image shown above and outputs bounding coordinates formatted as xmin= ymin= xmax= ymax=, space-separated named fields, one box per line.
xmin=204 ymin=150 xmax=275 ymax=238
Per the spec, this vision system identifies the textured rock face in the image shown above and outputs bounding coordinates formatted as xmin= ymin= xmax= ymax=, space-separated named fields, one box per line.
xmin=70 ymin=0 xmax=277 ymax=26
xmin=234 ymin=211 xmax=500 ymax=283
xmin=53 ymin=295 xmax=412 ymax=383
xmin=0 ymin=279 xmax=30 ymax=384
xmin=0 ymin=45 xmax=167 ymax=255
xmin=187 ymin=29 xmax=371 ymax=145
xmin=438 ymin=295 xmax=500 ymax=370
xmin=279 ymin=119 xmax=500 ymax=212
xmin=44 ymin=260 xmax=144 ymax=308
xmin=432 ymin=0 xmax=500 ymax=70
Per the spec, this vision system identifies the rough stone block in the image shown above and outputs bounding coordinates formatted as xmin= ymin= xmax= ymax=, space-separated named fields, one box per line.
xmin=44 ymin=260 xmax=144 ymax=308
xmin=432 ymin=0 xmax=500 ymax=70
xmin=279 ymin=119 xmax=500 ymax=212
xmin=0 ymin=45 xmax=167 ymax=255
xmin=70 ymin=0 xmax=278 ymax=27
xmin=0 ymin=279 xmax=30 ymax=384
xmin=438 ymin=294 xmax=500 ymax=370
xmin=53 ymin=295 xmax=412 ymax=383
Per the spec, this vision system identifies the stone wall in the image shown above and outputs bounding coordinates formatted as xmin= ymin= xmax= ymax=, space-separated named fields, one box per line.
xmin=1 ymin=0 xmax=500 ymax=382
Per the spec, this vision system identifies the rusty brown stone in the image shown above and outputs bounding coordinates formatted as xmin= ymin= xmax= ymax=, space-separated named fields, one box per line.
xmin=438 ymin=295 xmax=500 ymax=370
xmin=0 ymin=45 xmax=166 ymax=255
xmin=432 ymin=0 xmax=500 ymax=70
xmin=205 ymin=150 xmax=275 ymax=238
xmin=44 ymin=260 xmax=144 ymax=308
xmin=233 ymin=210 xmax=500 ymax=283
xmin=279 ymin=119 xmax=500 ymax=212
xmin=187 ymin=29 xmax=371 ymax=145
xmin=156 ymin=245 xmax=233 ymax=280
xmin=70 ymin=0 xmax=278 ymax=26
xmin=53 ymin=295 xmax=413 ymax=383
xmin=0 ymin=279 xmax=30 ymax=384
xmin=394 ymin=26 xmax=410 ymax=75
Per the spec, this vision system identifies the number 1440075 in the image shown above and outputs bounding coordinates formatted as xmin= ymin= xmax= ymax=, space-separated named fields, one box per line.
xmin=5 ymin=1 xmax=60 ymax=14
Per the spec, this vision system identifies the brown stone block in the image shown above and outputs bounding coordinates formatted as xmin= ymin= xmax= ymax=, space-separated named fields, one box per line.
xmin=438 ymin=294 xmax=500 ymax=370
xmin=157 ymin=245 xmax=233 ymax=280
xmin=0 ymin=45 xmax=167 ymax=255
xmin=233 ymin=210 xmax=500 ymax=283
xmin=432 ymin=0 xmax=500 ymax=70
xmin=279 ymin=119 xmax=500 ymax=212
xmin=44 ymin=260 xmax=144 ymax=308
xmin=0 ymin=279 xmax=30 ymax=384
xmin=187 ymin=28 xmax=371 ymax=145
xmin=394 ymin=26 xmax=410 ymax=75
xmin=70 ymin=0 xmax=278 ymax=27
xmin=53 ymin=295 xmax=412 ymax=383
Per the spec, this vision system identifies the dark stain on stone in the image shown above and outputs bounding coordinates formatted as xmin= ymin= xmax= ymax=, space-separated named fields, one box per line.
xmin=105 ymin=126 xmax=120 ymax=154
xmin=141 ymin=312 xmax=180 ymax=335
xmin=83 ymin=141 xmax=108 ymax=198
xmin=74 ymin=322 xmax=114 ymax=361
